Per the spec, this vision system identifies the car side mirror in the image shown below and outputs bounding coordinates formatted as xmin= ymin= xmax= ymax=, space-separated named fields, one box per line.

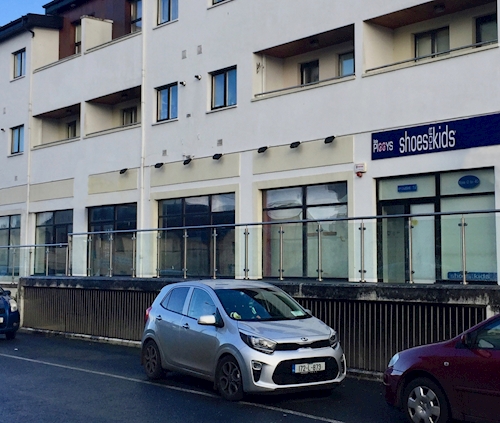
xmin=4 ymin=290 xmax=11 ymax=296
xmin=461 ymin=333 xmax=472 ymax=348
xmin=198 ymin=314 xmax=224 ymax=328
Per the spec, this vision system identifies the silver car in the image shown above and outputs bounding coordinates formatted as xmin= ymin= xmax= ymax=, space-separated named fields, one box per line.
xmin=141 ymin=280 xmax=346 ymax=400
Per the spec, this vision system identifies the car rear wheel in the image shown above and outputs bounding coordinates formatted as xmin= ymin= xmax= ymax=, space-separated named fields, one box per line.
xmin=403 ymin=377 xmax=450 ymax=423
xmin=5 ymin=331 xmax=16 ymax=340
xmin=216 ymin=356 xmax=244 ymax=401
xmin=142 ymin=340 xmax=163 ymax=380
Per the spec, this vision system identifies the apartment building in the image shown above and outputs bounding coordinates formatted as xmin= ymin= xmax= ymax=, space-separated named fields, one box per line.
xmin=0 ymin=0 xmax=499 ymax=285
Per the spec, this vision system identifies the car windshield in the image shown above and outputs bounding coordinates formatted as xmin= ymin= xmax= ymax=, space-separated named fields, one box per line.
xmin=215 ymin=287 xmax=310 ymax=321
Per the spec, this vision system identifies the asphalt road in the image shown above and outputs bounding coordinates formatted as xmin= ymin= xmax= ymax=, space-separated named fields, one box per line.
xmin=0 ymin=332 xmax=408 ymax=423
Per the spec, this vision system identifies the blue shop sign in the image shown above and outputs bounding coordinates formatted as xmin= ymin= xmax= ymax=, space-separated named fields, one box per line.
xmin=448 ymin=272 xmax=497 ymax=282
xmin=372 ymin=113 xmax=500 ymax=160
xmin=458 ymin=175 xmax=480 ymax=189
xmin=398 ymin=184 xmax=417 ymax=193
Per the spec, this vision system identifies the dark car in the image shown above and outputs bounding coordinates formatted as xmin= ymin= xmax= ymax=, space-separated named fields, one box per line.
xmin=0 ymin=288 xmax=20 ymax=340
xmin=384 ymin=313 xmax=500 ymax=423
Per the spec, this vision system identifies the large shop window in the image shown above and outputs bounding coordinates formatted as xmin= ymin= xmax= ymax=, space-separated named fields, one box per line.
xmin=262 ymin=183 xmax=348 ymax=280
xmin=88 ymin=204 xmax=137 ymax=276
xmin=158 ymin=194 xmax=235 ymax=278
xmin=35 ymin=210 xmax=73 ymax=275
xmin=377 ymin=169 xmax=496 ymax=284
xmin=0 ymin=215 xmax=20 ymax=276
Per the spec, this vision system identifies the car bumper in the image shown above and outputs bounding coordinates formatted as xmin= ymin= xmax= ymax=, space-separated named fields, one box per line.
xmin=239 ymin=344 xmax=346 ymax=394
xmin=383 ymin=367 xmax=403 ymax=408
xmin=0 ymin=310 xmax=20 ymax=334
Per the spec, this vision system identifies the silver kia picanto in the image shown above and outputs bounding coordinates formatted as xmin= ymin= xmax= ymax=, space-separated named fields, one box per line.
xmin=141 ymin=280 xmax=346 ymax=400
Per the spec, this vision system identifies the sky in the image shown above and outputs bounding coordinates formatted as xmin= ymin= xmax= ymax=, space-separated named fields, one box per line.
xmin=0 ymin=0 xmax=48 ymax=27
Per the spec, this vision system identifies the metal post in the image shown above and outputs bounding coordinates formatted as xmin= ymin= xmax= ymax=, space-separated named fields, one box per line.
xmin=279 ymin=225 xmax=284 ymax=281
xmin=87 ymin=235 xmax=92 ymax=277
xmin=65 ymin=239 xmax=70 ymax=276
xmin=11 ymin=247 xmax=16 ymax=282
xmin=108 ymin=233 xmax=114 ymax=277
xmin=408 ymin=217 xmax=414 ymax=284
xmin=317 ymin=223 xmax=323 ymax=282
xmin=244 ymin=227 xmax=249 ymax=280
xmin=131 ymin=233 xmax=137 ymax=277
xmin=156 ymin=231 xmax=161 ymax=278
xmin=45 ymin=247 xmax=50 ymax=276
xmin=212 ymin=228 xmax=218 ymax=279
xmin=460 ymin=215 xmax=468 ymax=285
xmin=183 ymin=229 xmax=188 ymax=279
xmin=359 ymin=222 xmax=366 ymax=282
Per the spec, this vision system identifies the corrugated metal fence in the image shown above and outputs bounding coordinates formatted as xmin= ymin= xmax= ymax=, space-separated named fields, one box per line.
xmin=22 ymin=285 xmax=487 ymax=374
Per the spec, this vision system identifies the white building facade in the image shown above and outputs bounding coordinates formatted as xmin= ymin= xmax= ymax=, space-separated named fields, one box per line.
xmin=1 ymin=0 xmax=499 ymax=285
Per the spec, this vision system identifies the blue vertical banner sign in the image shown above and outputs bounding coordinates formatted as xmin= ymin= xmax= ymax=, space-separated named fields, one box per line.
xmin=372 ymin=113 xmax=500 ymax=160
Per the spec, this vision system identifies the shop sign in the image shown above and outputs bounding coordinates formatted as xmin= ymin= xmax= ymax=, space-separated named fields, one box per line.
xmin=397 ymin=184 xmax=417 ymax=193
xmin=372 ymin=113 xmax=500 ymax=160
xmin=447 ymin=272 xmax=497 ymax=282
xmin=458 ymin=175 xmax=480 ymax=189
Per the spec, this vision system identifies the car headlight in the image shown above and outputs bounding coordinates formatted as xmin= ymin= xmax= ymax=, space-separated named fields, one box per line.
xmin=240 ymin=333 xmax=276 ymax=354
xmin=388 ymin=353 xmax=400 ymax=368
xmin=329 ymin=329 xmax=339 ymax=349
xmin=9 ymin=299 xmax=18 ymax=313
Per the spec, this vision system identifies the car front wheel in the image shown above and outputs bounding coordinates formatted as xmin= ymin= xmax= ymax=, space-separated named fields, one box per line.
xmin=403 ymin=377 xmax=450 ymax=423
xmin=142 ymin=340 xmax=163 ymax=380
xmin=216 ymin=356 xmax=244 ymax=401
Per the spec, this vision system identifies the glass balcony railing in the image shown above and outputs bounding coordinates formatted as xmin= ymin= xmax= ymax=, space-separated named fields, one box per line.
xmin=2 ymin=210 xmax=499 ymax=284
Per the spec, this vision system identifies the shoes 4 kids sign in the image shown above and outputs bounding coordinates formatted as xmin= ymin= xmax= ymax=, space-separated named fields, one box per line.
xmin=372 ymin=113 xmax=500 ymax=160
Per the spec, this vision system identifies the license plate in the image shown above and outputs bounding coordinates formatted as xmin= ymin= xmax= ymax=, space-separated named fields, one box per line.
xmin=0 ymin=317 xmax=3 ymax=324
xmin=292 ymin=362 xmax=325 ymax=374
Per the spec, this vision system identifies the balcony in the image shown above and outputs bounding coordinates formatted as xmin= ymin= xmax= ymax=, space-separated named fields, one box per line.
xmin=364 ymin=0 xmax=497 ymax=74
xmin=253 ymin=25 xmax=355 ymax=99
xmin=32 ymin=104 xmax=80 ymax=147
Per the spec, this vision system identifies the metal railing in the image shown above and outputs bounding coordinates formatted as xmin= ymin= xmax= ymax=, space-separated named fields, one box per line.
xmin=56 ymin=208 xmax=500 ymax=285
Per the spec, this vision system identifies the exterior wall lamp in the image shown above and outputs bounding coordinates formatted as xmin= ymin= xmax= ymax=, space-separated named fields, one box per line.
xmin=213 ymin=153 xmax=223 ymax=160
xmin=290 ymin=141 xmax=301 ymax=149
xmin=183 ymin=158 xmax=192 ymax=165
xmin=257 ymin=146 xmax=268 ymax=153
xmin=154 ymin=162 xmax=164 ymax=168
xmin=119 ymin=168 xmax=128 ymax=174
xmin=324 ymin=135 xmax=335 ymax=144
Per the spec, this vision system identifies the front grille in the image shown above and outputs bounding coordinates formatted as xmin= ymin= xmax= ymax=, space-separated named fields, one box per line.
xmin=275 ymin=339 xmax=330 ymax=351
xmin=272 ymin=356 xmax=338 ymax=385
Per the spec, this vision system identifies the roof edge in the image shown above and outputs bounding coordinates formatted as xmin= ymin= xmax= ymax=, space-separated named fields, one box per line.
xmin=0 ymin=14 xmax=63 ymax=44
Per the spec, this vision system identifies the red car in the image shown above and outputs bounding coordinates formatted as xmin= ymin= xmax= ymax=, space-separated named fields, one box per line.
xmin=384 ymin=314 xmax=500 ymax=423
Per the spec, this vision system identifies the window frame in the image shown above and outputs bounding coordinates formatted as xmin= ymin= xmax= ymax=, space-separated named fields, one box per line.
xmin=130 ymin=0 xmax=142 ymax=32
xmin=476 ymin=14 xmax=498 ymax=45
xmin=300 ymin=60 xmax=319 ymax=85
xmin=122 ymin=107 xmax=138 ymax=126
xmin=74 ymin=22 xmax=82 ymax=54
xmin=210 ymin=66 xmax=237 ymax=110
xmin=11 ymin=125 xmax=24 ymax=154
xmin=67 ymin=121 xmax=77 ymax=139
xmin=157 ymin=83 xmax=178 ymax=122
xmin=13 ymin=49 xmax=26 ymax=79
xmin=158 ymin=0 xmax=178 ymax=24
xmin=414 ymin=26 xmax=450 ymax=59
xmin=339 ymin=51 xmax=354 ymax=77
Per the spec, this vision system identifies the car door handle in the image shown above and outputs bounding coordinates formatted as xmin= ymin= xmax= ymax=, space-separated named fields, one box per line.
xmin=156 ymin=315 xmax=162 ymax=321
xmin=182 ymin=323 xmax=190 ymax=329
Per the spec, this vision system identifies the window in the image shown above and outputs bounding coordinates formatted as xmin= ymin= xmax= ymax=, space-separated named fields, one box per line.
xmin=67 ymin=121 xmax=77 ymax=138
xmin=158 ymin=193 xmax=235 ymax=277
xmin=157 ymin=83 xmax=178 ymax=121
xmin=0 ymin=215 xmax=20 ymax=276
xmin=162 ymin=287 xmax=189 ymax=314
xmin=213 ymin=0 xmax=227 ymax=4
xmin=35 ymin=210 xmax=73 ymax=275
xmin=88 ymin=204 xmax=137 ymax=276
xmin=131 ymin=0 xmax=142 ymax=32
xmin=300 ymin=60 xmax=319 ymax=85
xmin=122 ymin=107 xmax=138 ymax=125
xmin=188 ymin=289 xmax=216 ymax=319
xmin=158 ymin=0 xmax=178 ymax=24
xmin=415 ymin=27 xmax=449 ymax=59
xmin=476 ymin=14 xmax=497 ymax=45
xmin=262 ymin=183 xmax=348 ymax=279
xmin=339 ymin=52 xmax=354 ymax=76
xmin=13 ymin=49 xmax=26 ymax=79
xmin=211 ymin=66 xmax=237 ymax=109
xmin=11 ymin=125 xmax=24 ymax=154
xmin=74 ymin=23 xmax=82 ymax=53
